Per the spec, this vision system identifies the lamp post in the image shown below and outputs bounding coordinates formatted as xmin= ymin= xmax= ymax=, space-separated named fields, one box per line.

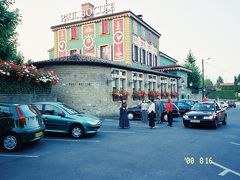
xmin=202 ymin=58 xmax=211 ymax=99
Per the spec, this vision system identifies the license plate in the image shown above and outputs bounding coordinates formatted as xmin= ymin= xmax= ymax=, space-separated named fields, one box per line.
xmin=35 ymin=131 xmax=43 ymax=138
xmin=190 ymin=120 xmax=200 ymax=123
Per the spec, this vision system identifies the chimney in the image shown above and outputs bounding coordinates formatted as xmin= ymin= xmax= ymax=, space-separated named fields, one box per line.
xmin=137 ymin=14 xmax=143 ymax=20
xmin=81 ymin=2 xmax=95 ymax=19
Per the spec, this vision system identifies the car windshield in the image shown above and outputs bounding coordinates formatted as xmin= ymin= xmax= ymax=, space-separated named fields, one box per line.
xmin=59 ymin=104 xmax=79 ymax=115
xmin=191 ymin=103 xmax=215 ymax=111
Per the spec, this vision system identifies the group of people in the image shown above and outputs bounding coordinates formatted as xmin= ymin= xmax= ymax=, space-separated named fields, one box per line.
xmin=119 ymin=98 xmax=174 ymax=129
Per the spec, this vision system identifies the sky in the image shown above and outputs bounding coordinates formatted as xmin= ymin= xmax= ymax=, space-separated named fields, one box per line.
xmin=13 ymin=0 xmax=240 ymax=83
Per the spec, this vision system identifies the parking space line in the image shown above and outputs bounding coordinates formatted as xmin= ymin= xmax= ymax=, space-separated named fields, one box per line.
xmin=212 ymin=161 xmax=240 ymax=177
xmin=230 ymin=142 xmax=240 ymax=146
xmin=0 ymin=154 xmax=39 ymax=158
xmin=100 ymin=130 xmax=136 ymax=134
xmin=42 ymin=138 xmax=100 ymax=143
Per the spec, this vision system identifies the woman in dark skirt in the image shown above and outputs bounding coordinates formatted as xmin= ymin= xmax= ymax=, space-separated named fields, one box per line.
xmin=148 ymin=99 xmax=156 ymax=129
xmin=119 ymin=100 xmax=130 ymax=128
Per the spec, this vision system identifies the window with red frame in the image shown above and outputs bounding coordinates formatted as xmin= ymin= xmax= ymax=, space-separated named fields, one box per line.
xmin=101 ymin=20 xmax=109 ymax=34
xmin=71 ymin=27 xmax=78 ymax=40
xmin=148 ymin=31 xmax=152 ymax=44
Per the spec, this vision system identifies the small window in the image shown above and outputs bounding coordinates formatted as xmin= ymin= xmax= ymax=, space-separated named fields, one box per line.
xmin=101 ymin=20 xmax=109 ymax=34
xmin=44 ymin=105 xmax=63 ymax=116
xmin=70 ymin=27 xmax=78 ymax=40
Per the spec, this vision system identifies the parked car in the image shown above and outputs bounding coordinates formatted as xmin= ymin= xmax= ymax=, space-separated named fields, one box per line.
xmin=32 ymin=102 xmax=102 ymax=138
xmin=219 ymin=101 xmax=228 ymax=109
xmin=227 ymin=100 xmax=236 ymax=108
xmin=173 ymin=101 xmax=192 ymax=116
xmin=0 ymin=103 xmax=45 ymax=152
xmin=127 ymin=101 xmax=180 ymax=120
xmin=183 ymin=102 xmax=227 ymax=128
xmin=179 ymin=99 xmax=198 ymax=106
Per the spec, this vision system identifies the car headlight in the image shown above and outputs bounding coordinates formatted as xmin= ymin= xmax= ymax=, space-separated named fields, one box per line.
xmin=183 ymin=115 xmax=189 ymax=120
xmin=203 ymin=115 xmax=214 ymax=120
xmin=87 ymin=119 xmax=98 ymax=125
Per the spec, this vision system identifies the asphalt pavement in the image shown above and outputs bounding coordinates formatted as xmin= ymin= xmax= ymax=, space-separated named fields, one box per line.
xmin=0 ymin=107 xmax=239 ymax=180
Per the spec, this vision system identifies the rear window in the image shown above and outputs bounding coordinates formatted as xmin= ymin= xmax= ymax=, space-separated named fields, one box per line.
xmin=19 ymin=105 xmax=38 ymax=117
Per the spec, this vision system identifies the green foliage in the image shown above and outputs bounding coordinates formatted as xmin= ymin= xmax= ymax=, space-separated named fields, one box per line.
xmin=221 ymin=85 xmax=235 ymax=91
xmin=183 ymin=50 xmax=201 ymax=90
xmin=216 ymin=76 xmax=224 ymax=88
xmin=204 ymin=78 xmax=214 ymax=89
xmin=0 ymin=0 xmax=23 ymax=63
xmin=0 ymin=77 xmax=51 ymax=94
xmin=207 ymin=90 xmax=236 ymax=99
xmin=234 ymin=74 xmax=240 ymax=92
xmin=185 ymin=50 xmax=196 ymax=64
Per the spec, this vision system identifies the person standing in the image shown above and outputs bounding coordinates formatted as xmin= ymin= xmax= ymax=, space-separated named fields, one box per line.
xmin=141 ymin=99 xmax=148 ymax=123
xmin=155 ymin=98 xmax=164 ymax=124
xmin=166 ymin=98 xmax=173 ymax=127
xmin=148 ymin=99 xmax=156 ymax=129
xmin=119 ymin=100 xmax=130 ymax=128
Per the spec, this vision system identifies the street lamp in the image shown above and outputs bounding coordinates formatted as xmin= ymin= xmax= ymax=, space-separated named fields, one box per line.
xmin=202 ymin=57 xmax=211 ymax=99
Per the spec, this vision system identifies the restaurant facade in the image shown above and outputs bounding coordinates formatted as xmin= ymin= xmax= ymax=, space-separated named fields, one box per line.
xmin=34 ymin=2 xmax=186 ymax=116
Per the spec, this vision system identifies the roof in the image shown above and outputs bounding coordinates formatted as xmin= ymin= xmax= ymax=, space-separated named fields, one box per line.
xmin=220 ymin=83 xmax=234 ymax=86
xmin=32 ymin=55 xmax=180 ymax=79
xmin=151 ymin=65 xmax=192 ymax=73
xmin=51 ymin=10 xmax=161 ymax=37
xmin=159 ymin=51 xmax=178 ymax=63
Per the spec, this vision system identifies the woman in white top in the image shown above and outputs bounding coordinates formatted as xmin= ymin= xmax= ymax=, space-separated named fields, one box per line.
xmin=141 ymin=99 xmax=148 ymax=123
xmin=148 ymin=99 xmax=156 ymax=128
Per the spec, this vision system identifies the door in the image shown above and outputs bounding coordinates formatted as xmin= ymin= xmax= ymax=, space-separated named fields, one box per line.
xmin=42 ymin=104 xmax=69 ymax=132
xmin=215 ymin=103 xmax=224 ymax=122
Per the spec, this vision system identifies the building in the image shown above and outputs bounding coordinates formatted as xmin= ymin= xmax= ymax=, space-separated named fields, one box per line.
xmin=34 ymin=2 xmax=185 ymax=116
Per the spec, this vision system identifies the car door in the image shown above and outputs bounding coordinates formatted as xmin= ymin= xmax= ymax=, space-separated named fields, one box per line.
xmin=215 ymin=103 xmax=224 ymax=123
xmin=175 ymin=102 xmax=185 ymax=115
xmin=42 ymin=104 xmax=69 ymax=132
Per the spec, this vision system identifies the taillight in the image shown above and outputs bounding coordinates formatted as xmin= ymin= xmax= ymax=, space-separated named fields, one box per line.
xmin=16 ymin=106 xmax=27 ymax=125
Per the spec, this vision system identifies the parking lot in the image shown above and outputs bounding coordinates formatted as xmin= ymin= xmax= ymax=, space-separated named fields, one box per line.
xmin=0 ymin=106 xmax=240 ymax=180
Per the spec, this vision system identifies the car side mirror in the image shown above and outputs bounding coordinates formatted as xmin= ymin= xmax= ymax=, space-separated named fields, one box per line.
xmin=58 ymin=113 xmax=65 ymax=117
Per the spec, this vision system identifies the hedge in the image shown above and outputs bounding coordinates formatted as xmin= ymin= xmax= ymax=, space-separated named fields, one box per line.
xmin=207 ymin=90 xmax=236 ymax=99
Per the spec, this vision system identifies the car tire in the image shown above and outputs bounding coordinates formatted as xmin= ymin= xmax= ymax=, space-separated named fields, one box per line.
xmin=1 ymin=133 xmax=22 ymax=152
xmin=213 ymin=119 xmax=218 ymax=129
xmin=222 ymin=116 xmax=227 ymax=125
xmin=70 ymin=124 xmax=84 ymax=138
xmin=183 ymin=123 xmax=189 ymax=128
xmin=127 ymin=112 xmax=134 ymax=120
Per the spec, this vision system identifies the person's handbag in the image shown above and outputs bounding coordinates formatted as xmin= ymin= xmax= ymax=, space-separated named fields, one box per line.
xmin=164 ymin=114 xmax=168 ymax=121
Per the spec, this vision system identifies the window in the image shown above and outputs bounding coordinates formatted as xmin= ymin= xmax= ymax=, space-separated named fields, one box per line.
xmin=149 ymin=53 xmax=152 ymax=66
xmin=111 ymin=69 xmax=127 ymax=91
xmin=142 ymin=49 xmax=146 ymax=64
xmin=70 ymin=49 xmax=78 ymax=56
xmin=132 ymin=73 xmax=143 ymax=91
xmin=141 ymin=26 xmax=145 ymax=40
xmin=154 ymin=55 xmax=158 ymax=67
xmin=148 ymin=31 xmax=152 ymax=44
xmin=70 ymin=26 xmax=78 ymax=40
xmin=100 ymin=20 xmax=109 ymax=34
xmin=148 ymin=75 xmax=157 ymax=91
xmin=44 ymin=105 xmax=63 ymax=116
xmin=132 ymin=45 xmax=139 ymax=62
xmin=99 ymin=45 xmax=112 ymax=60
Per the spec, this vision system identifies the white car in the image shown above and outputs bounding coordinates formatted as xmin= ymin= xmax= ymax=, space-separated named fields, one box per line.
xmin=219 ymin=101 xmax=228 ymax=109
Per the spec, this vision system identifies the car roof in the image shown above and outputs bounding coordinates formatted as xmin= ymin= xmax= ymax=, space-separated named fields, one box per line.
xmin=32 ymin=101 xmax=63 ymax=105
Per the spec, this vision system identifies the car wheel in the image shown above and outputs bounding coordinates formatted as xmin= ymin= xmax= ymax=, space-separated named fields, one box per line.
xmin=127 ymin=112 xmax=134 ymax=120
xmin=183 ymin=123 xmax=189 ymax=128
xmin=70 ymin=124 xmax=84 ymax=138
xmin=2 ymin=133 xmax=22 ymax=152
xmin=213 ymin=119 xmax=218 ymax=129
xmin=222 ymin=116 xmax=227 ymax=125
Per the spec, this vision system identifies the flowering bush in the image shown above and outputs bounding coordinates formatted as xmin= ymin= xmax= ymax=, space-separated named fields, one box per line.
xmin=148 ymin=90 xmax=160 ymax=97
xmin=171 ymin=91 xmax=179 ymax=97
xmin=0 ymin=61 xmax=59 ymax=85
xmin=133 ymin=90 xmax=146 ymax=98
xmin=112 ymin=89 xmax=129 ymax=97
xmin=162 ymin=91 xmax=169 ymax=97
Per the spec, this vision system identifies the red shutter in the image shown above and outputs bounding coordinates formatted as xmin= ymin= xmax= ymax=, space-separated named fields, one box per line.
xmin=71 ymin=27 xmax=77 ymax=40
xmin=102 ymin=20 xmax=109 ymax=34
xmin=148 ymin=32 xmax=151 ymax=44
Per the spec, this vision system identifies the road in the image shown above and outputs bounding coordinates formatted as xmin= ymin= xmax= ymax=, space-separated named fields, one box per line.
xmin=0 ymin=107 xmax=239 ymax=180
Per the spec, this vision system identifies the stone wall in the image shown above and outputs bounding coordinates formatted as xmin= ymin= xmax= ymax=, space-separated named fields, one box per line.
xmin=0 ymin=94 xmax=57 ymax=104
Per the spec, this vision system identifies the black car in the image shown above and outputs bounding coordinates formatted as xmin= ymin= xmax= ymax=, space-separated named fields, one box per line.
xmin=227 ymin=100 xmax=236 ymax=108
xmin=183 ymin=102 xmax=227 ymax=128
xmin=127 ymin=101 xmax=180 ymax=120
xmin=173 ymin=101 xmax=192 ymax=116
xmin=0 ymin=103 xmax=45 ymax=151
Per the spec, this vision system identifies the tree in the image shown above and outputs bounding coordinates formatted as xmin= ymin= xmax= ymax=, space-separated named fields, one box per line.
xmin=0 ymin=0 xmax=23 ymax=63
xmin=216 ymin=76 xmax=224 ymax=88
xmin=204 ymin=78 xmax=214 ymax=89
xmin=185 ymin=50 xmax=196 ymax=64
xmin=183 ymin=50 xmax=201 ymax=90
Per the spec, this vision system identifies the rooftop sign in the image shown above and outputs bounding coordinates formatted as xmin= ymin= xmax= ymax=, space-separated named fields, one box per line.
xmin=61 ymin=3 xmax=115 ymax=23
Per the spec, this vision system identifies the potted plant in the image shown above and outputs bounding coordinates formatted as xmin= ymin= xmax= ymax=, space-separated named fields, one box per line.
xmin=148 ymin=89 xmax=160 ymax=99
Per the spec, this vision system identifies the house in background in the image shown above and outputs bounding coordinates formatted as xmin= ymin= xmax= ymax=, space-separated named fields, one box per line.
xmin=152 ymin=51 xmax=193 ymax=99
